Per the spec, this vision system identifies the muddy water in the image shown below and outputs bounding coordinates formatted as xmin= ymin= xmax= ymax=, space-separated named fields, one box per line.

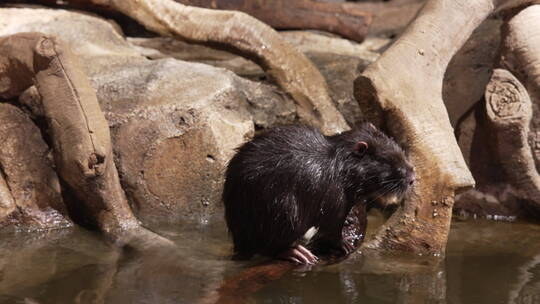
xmin=1 ymin=218 xmax=540 ymax=304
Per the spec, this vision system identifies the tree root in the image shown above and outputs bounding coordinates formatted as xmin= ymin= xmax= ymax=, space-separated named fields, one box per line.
xmin=485 ymin=5 xmax=540 ymax=208
xmin=356 ymin=0 xmax=540 ymax=255
xmin=485 ymin=69 xmax=540 ymax=206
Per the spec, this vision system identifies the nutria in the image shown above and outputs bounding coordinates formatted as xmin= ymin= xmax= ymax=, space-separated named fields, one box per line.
xmin=222 ymin=123 xmax=414 ymax=264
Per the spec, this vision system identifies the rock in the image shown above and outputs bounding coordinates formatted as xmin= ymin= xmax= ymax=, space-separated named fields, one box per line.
xmin=0 ymin=7 xmax=291 ymax=224
xmin=280 ymin=31 xmax=388 ymax=63
xmin=0 ymin=6 xmax=390 ymax=224
xmin=306 ymin=52 xmax=369 ymax=127
xmin=0 ymin=103 xmax=71 ymax=231
xmin=129 ymin=30 xmax=390 ymax=128
xmin=127 ymin=36 xmax=264 ymax=79
xmin=99 ymin=59 xmax=256 ymax=222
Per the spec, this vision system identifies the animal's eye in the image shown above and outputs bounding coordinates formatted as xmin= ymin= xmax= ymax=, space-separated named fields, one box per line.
xmin=354 ymin=141 xmax=368 ymax=153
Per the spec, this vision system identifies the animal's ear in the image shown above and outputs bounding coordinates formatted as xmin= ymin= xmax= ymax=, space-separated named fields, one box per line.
xmin=354 ymin=141 xmax=368 ymax=153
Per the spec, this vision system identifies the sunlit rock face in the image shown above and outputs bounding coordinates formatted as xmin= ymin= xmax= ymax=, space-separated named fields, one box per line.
xmin=0 ymin=6 xmax=387 ymax=226
xmin=0 ymin=8 xmax=260 ymax=224
xmin=128 ymin=31 xmax=390 ymax=128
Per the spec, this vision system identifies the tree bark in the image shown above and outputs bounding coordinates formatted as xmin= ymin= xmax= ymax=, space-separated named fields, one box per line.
xmin=355 ymin=0 xmax=539 ymax=255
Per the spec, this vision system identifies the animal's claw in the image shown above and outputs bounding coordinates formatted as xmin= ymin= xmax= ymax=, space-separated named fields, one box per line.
xmin=278 ymin=244 xmax=318 ymax=265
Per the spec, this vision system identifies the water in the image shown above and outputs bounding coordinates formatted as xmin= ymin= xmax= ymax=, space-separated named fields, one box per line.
xmin=1 ymin=217 xmax=540 ymax=304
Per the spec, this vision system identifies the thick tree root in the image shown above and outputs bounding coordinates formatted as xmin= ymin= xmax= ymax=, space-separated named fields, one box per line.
xmin=490 ymin=3 xmax=540 ymax=208
xmin=485 ymin=69 xmax=540 ymax=206
xmin=356 ymin=0 xmax=540 ymax=255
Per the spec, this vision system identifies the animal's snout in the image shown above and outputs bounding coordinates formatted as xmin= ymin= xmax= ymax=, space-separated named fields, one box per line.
xmin=407 ymin=171 xmax=415 ymax=186
xmin=399 ymin=166 xmax=415 ymax=186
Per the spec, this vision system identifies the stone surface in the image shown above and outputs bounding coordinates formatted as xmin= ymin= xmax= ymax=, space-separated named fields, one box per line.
xmin=0 ymin=103 xmax=71 ymax=231
xmin=99 ymin=59 xmax=256 ymax=222
xmin=129 ymin=30 xmax=390 ymax=128
xmin=283 ymin=31 xmax=388 ymax=127
xmin=0 ymin=5 xmax=404 ymax=225
xmin=454 ymin=188 xmax=521 ymax=220
xmin=0 ymin=7 xmax=298 ymax=223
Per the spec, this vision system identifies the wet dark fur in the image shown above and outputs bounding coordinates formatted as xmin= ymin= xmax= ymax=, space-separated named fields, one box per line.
xmin=222 ymin=123 xmax=414 ymax=260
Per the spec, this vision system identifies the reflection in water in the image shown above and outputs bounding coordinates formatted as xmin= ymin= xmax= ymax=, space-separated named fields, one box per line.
xmin=1 ymin=219 xmax=540 ymax=303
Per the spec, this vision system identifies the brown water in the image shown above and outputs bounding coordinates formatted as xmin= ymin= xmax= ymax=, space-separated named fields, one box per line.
xmin=1 ymin=218 xmax=540 ymax=304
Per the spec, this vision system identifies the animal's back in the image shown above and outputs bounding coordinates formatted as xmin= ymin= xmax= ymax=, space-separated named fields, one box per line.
xmin=223 ymin=125 xmax=333 ymax=258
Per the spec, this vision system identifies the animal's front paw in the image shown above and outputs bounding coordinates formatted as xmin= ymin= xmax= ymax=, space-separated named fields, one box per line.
xmin=278 ymin=244 xmax=319 ymax=265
